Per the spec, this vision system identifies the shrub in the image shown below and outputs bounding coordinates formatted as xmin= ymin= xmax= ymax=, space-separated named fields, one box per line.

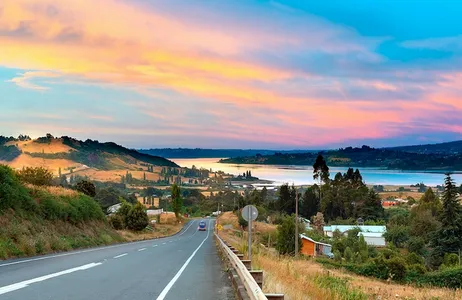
xmin=16 ymin=167 xmax=53 ymax=186
xmin=238 ymin=213 xmax=248 ymax=228
xmin=75 ymin=180 xmax=96 ymax=197
xmin=406 ymin=252 xmax=425 ymax=265
xmin=0 ymin=165 xmax=38 ymax=212
xmin=333 ymin=250 xmax=342 ymax=262
xmin=117 ymin=200 xmax=132 ymax=226
xmin=344 ymin=247 xmax=353 ymax=263
xmin=126 ymin=203 xmax=149 ymax=231
xmin=409 ymin=263 xmax=427 ymax=275
xmin=386 ymin=257 xmax=407 ymax=281
xmin=109 ymin=215 xmax=124 ymax=230
xmin=276 ymin=214 xmax=301 ymax=256
xmin=416 ymin=267 xmax=462 ymax=289
xmin=407 ymin=236 xmax=426 ymax=256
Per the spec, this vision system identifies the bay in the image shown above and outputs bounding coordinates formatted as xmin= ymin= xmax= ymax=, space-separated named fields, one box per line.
xmin=171 ymin=158 xmax=462 ymax=186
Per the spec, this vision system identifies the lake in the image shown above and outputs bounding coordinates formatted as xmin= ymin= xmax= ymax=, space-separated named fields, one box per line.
xmin=171 ymin=158 xmax=462 ymax=186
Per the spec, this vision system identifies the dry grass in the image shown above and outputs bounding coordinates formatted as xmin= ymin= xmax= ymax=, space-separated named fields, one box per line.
xmin=25 ymin=184 xmax=80 ymax=197
xmin=0 ymin=154 xmax=80 ymax=176
xmin=73 ymin=168 xmax=162 ymax=182
xmin=118 ymin=221 xmax=184 ymax=242
xmin=6 ymin=139 xmax=74 ymax=153
xmin=219 ymin=211 xmax=277 ymax=234
xmin=219 ymin=229 xmax=461 ymax=300
xmin=379 ymin=191 xmax=424 ymax=200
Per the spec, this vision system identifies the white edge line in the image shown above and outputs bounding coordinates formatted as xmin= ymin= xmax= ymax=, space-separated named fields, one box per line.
xmin=0 ymin=220 xmax=197 ymax=268
xmin=113 ymin=253 xmax=128 ymax=259
xmin=156 ymin=219 xmax=211 ymax=300
xmin=0 ymin=262 xmax=102 ymax=295
xmin=152 ymin=245 xmax=158 ymax=247
xmin=138 ymin=248 xmax=146 ymax=252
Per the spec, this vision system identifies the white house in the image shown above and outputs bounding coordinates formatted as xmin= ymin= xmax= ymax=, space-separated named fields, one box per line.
xmin=323 ymin=225 xmax=386 ymax=247
xmin=358 ymin=232 xmax=386 ymax=247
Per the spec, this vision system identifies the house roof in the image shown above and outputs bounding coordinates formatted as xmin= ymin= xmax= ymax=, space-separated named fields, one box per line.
xmin=358 ymin=232 xmax=384 ymax=238
xmin=323 ymin=225 xmax=386 ymax=233
xmin=300 ymin=234 xmax=331 ymax=247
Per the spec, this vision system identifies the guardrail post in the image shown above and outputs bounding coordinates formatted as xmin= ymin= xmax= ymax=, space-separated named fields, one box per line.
xmin=249 ymin=270 xmax=263 ymax=289
xmin=241 ymin=259 xmax=251 ymax=270
xmin=237 ymin=254 xmax=244 ymax=260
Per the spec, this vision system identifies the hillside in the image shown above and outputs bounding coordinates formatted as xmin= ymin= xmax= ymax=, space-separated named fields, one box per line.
xmin=389 ymin=140 xmax=462 ymax=155
xmin=0 ymin=135 xmax=178 ymax=181
xmin=220 ymin=145 xmax=462 ymax=171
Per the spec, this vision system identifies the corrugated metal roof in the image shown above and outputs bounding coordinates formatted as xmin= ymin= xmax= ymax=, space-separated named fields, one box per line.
xmin=358 ymin=232 xmax=384 ymax=237
xmin=323 ymin=225 xmax=386 ymax=233
xmin=300 ymin=234 xmax=331 ymax=247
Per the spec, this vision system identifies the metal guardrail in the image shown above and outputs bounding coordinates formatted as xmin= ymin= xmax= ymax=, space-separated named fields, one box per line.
xmin=215 ymin=232 xmax=267 ymax=300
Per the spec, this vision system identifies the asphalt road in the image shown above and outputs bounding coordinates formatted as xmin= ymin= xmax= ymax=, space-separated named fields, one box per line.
xmin=0 ymin=219 xmax=235 ymax=300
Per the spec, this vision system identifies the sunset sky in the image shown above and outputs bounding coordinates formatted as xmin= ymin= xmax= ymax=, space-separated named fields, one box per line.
xmin=1 ymin=0 xmax=461 ymax=149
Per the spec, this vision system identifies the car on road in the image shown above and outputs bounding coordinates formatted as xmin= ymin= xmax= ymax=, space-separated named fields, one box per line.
xmin=198 ymin=221 xmax=207 ymax=231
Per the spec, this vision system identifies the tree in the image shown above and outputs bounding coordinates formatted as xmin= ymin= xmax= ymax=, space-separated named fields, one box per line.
xmin=171 ymin=184 xmax=183 ymax=219
xmin=459 ymin=184 xmax=462 ymax=195
xmin=384 ymin=225 xmax=409 ymax=248
xmin=75 ymin=180 xmax=96 ymax=197
xmin=430 ymin=174 xmax=462 ymax=267
xmin=358 ymin=190 xmax=384 ymax=221
xmin=126 ymin=202 xmax=149 ymax=231
xmin=312 ymin=212 xmax=325 ymax=233
xmin=58 ymin=167 xmax=62 ymax=178
xmin=313 ymin=154 xmax=329 ymax=183
xmin=16 ymin=167 xmax=53 ymax=186
xmin=276 ymin=214 xmax=302 ymax=256
xmin=344 ymin=247 xmax=353 ymax=262
xmin=409 ymin=208 xmax=440 ymax=243
xmin=300 ymin=187 xmax=319 ymax=219
xmin=116 ymin=200 xmax=132 ymax=227
xmin=419 ymin=188 xmax=441 ymax=216
xmin=143 ymin=172 xmax=146 ymax=181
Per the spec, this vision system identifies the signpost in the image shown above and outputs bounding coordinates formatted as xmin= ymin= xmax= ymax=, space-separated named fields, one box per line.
xmin=242 ymin=205 xmax=258 ymax=261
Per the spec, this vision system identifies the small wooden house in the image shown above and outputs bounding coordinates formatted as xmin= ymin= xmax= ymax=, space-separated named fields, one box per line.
xmin=300 ymin=234 xmax=332 ymax=257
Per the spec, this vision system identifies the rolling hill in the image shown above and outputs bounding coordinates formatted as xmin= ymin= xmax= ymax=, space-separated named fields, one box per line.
xmin=0 ymin=135 xmax=178 ymax=181
xmin=388 ymin=140 xmax=462 ymax=155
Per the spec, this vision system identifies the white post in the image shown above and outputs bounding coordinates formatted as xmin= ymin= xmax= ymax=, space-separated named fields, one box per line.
xmin=248 ymin=205 xmax=252 ymax=261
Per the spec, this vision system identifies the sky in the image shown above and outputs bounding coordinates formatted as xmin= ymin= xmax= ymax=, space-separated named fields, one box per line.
xmin=1 ymin=0 xmax=461 ymax=149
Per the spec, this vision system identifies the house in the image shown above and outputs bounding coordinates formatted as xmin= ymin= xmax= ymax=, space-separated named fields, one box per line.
xmin=358 ymin=232 xmax=386 ymax=247
xmin=381 ymin=199 xmax=398 ymax=207
xmin=323 ymin=225 xmax=386 ymax=246
xmin=300 ymin=234 xmax=332 ymax=257
xmin=137 ymin=196 xmax=160 ymax=208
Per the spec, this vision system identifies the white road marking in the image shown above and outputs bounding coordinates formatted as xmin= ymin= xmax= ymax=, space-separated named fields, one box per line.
xmin=152 ymin=245 xmax=158 ymax=247
xmin=177 ymin=220 xmax=195 ymax=236
xmin=156 ymin=219 xmax=211 ymax=300
xmin=0 ymin=262 xmax=102 ymax=295
xmin=162 ymin=243 xmax=166 ymax=245
xmin=113 ymin=254 xmax=127 ymax=259
xmin=138 ymin=248 xmax=146 ymax=252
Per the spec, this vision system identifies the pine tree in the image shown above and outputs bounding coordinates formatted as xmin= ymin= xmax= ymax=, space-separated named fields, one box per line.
xmin=58 ymin=167 xmax=62 ymax=178
xmin=171 ymin=184 xmax=183 ymax=220
xmin=313 ymin=154 xmax=330 ymax=183
xmin=430 ymin=174 xmax=462 ymax=267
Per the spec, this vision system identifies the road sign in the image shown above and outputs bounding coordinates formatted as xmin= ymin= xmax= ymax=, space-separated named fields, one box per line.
xmin=217 ymin=224 xmax=223 ymax=231
xmin=242 ymin=205 xmax=258 ymax=221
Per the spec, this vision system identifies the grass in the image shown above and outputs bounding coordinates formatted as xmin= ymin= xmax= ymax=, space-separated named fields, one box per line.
xmin=0 ymin=211 xmax=124 ymax=259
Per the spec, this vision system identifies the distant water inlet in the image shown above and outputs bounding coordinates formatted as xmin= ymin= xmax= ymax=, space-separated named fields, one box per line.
xmin=171 ymin=158 xmax=462 ymax=186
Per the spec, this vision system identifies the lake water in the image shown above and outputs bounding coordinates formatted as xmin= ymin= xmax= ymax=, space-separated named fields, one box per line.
xmin=171 ymin=158 xmax=462 ymax=186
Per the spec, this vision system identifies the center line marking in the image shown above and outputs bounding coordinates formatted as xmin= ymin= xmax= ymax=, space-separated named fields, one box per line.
xmin=153 ymin=245 xmax=158 ymax=247
xmin=0 ymin=262 xmax=102 ymax=295
xmin=138 ymin=248 xmax=146 ymax=252
xmin=113 ymin=253 xmax=127 ymax=259
xmin=162 ymin=243 xmax=166 ymax=245
xmin=156 ymin=219 xmax=211 ymax=300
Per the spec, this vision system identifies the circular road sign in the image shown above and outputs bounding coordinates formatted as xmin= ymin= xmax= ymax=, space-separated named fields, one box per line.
xmin=217 ymin=224 xmax=223 ymax=231
xmin=242 ymin=205 xmax=258 ymax=221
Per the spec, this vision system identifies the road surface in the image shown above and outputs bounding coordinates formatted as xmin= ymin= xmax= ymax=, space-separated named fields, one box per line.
xmin=0 ymin=219 xmax=234 ymax=300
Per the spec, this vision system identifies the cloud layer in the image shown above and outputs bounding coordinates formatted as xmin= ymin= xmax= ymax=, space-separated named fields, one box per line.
xmin=0 ymin=0 xmax=461 ymax=148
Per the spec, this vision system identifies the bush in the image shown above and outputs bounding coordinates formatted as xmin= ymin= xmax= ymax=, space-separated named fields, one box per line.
xmin=276 ymin=214 xmax=301 ymax=256
xmin=406 ymin=252 xmax=425 ymax=265
xmin=0 ymin=165 xmax=37 ymax=212
xmin=416 ymin=267 xmax=462 ymax=289
xmin=409 ymin=263 xmax=427 ymax=274
xmin=238 ymin=214 xmax=248 ymax=229
xmin=407 ymin=236 xmax=426 ymax=256
xmin=117 ymin=200 xmax=132 ymax=226
xmin=386 ymin=257 xmax=407 ymax=281
xmin=333 ymin=250 xmax=342 ymax=262
xmin=344 ymin=247 xmax=353 ymax=262
xmin=17 ymin=167 xmax=53 ymax=186
xmin=109 ymin=215 xmax=124 ymax=230
xmin=126 ymin=203 xmax=149 ymax=231
xmin=75 ymin=180 xmax=96 ymax=197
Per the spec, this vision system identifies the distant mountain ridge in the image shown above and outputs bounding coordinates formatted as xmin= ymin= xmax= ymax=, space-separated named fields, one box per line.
xmin=138 ymin=148 xmax=315 ymax=158
xmin=219 ymin=144 xmax=462 ymax=171
xmin=387 ymin=140 xmax=462 ymax=155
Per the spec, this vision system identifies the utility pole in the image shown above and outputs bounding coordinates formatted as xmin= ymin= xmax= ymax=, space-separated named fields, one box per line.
xmin=295 ymin=186 xmax=299 ymax=258
xmin=248 ymin=205 xmax=252 ymax=261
